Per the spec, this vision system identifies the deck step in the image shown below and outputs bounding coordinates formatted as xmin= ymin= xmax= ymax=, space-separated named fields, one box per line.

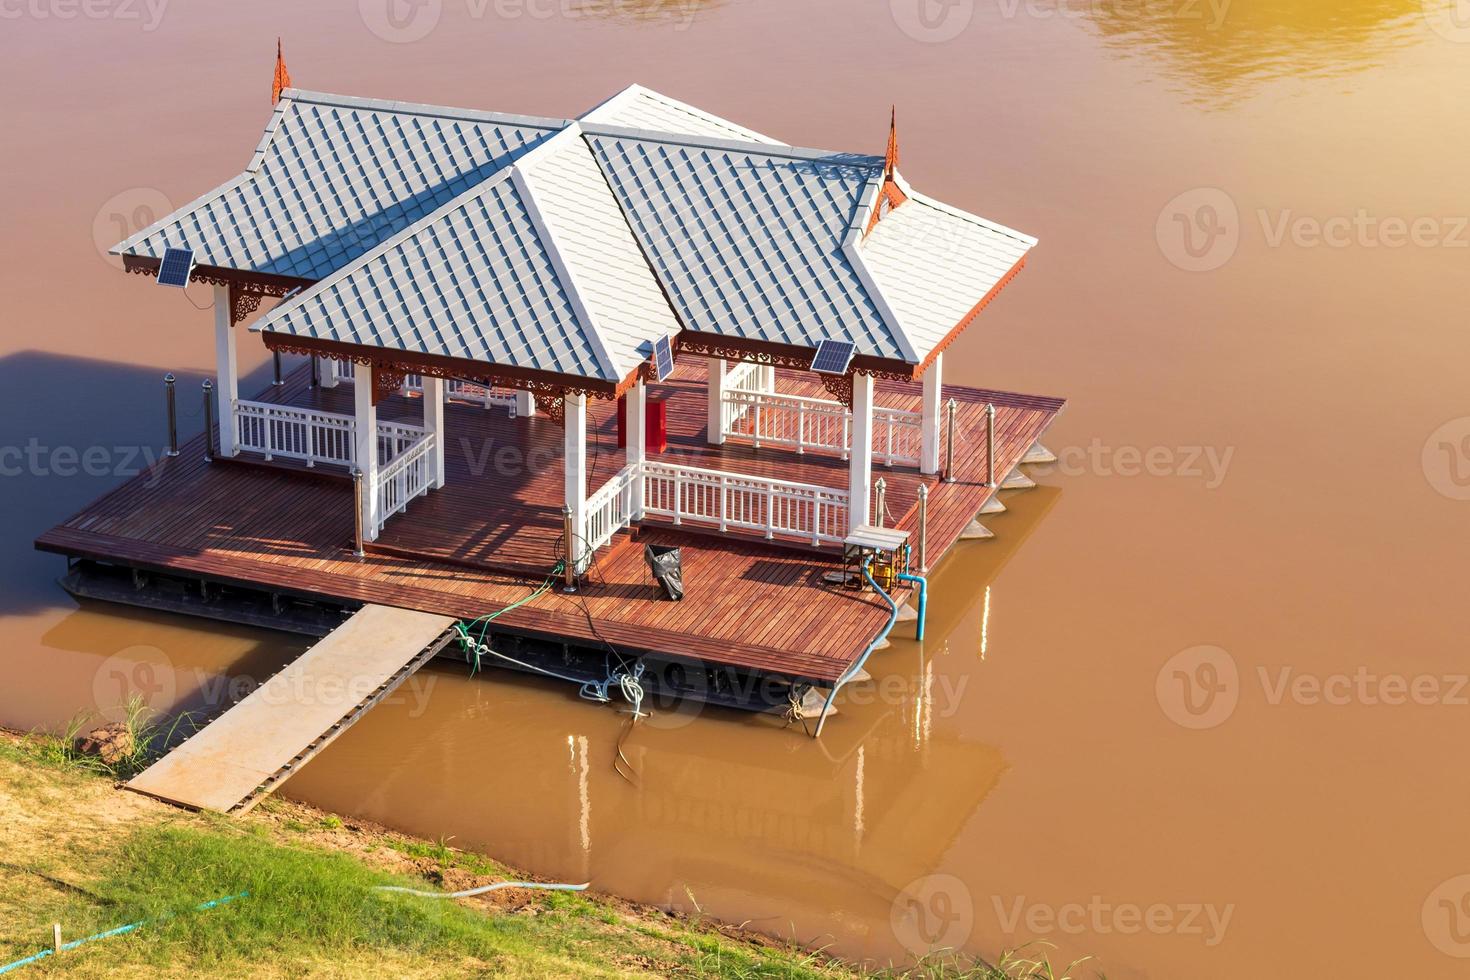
xmin=1001 ymin=468 xmax=1037 ymax=490
xmin=125 ymin=604 xmax=455 ymax=814
xmin=1022 ymin=441 xmax=1057 ymax=465
xmin=961 ymin=520 xmax=995 ymax=541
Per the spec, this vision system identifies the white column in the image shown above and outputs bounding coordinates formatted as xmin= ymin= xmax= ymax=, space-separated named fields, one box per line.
xmin=354 ymin=364 xmax=380 ymax=541
xmin=920 ymin=352 xmax=943 ymax=475
xmin=706 ymin=358 xmax=727 ymax=445
xmin=627 ymin=380 xmax=646 ymax=519
xmin=422 ymin=376 xmax=446 ymax=489
xmin=848 ymin=373 xmax=874 ymax=531
xmin=514 ymin=390 xmax=535 ymax=418
xmin=212 ymin=285 xmax=238 ymax=457
xmin=320 ymin=358 xmax=339 ymax=389
xmin=564 ymin=393 xmax=588 ymax=571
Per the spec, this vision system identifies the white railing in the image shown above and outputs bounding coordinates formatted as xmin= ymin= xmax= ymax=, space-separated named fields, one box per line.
xmin=642 ymin=460 xmax=848 ymax=546
xmin=233 ymin=400 xmax=425 ymax=470
xmin=234 ymin=400 xmax=355 ymax=467
xmin=335 ymin=361 xmax=517 ymax=414
xmin=720 ymin=390 xmax=922 ymax=467
xmin=374 ymin=431 xmax=436 ymax=536
xmin=582 ymin=463 xmax=641 ymax=556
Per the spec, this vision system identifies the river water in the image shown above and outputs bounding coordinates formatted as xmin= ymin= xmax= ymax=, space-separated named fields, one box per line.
xmin=2 ymin=1 xmax=1468 ymax=976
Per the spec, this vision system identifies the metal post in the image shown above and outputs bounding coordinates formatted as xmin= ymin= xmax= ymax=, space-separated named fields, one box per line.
xmin=309 ymin=355 xmax=320 ymax=388
xmin=352 ymin=468 xmax=365 ymax=557
xmin=561 ymin=505 xmax=578 ymax=593
xmin=943 ymin=397 xmax=958 ymax=483
xmin=917 ymin=483 xmax=929 ymax=573
xmin=202 ymin=379 xmax=215 ymax=462
xmin=984 ymin=402 xmax=996 ymax=488
xmin=272 ymin=350 xmax=284 ymax=386
xmin=163 ymin=374 xmax=179 ymax=458
xmin=874 ymin=476 xmax=887 ymax=528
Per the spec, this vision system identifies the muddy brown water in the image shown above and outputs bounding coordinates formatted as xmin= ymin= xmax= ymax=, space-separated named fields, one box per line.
xmin=3 ymin=2 xmax=1469 ymax=976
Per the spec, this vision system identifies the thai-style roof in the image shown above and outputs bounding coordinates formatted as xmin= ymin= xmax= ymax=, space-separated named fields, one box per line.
xmin=114 ymin=83 xmax=1036 ymax=387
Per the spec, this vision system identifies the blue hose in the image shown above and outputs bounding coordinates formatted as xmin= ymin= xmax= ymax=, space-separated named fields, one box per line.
xmin=0 ymin=892 xmax=248 ymax=975
xmin=897 ymin=573 xmax=928 ymax=642
xmin=813 ymin=561 xmax=897 ymax=738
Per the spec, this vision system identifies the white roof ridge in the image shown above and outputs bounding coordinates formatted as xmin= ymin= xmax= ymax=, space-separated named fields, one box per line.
xmin=843 ymin=174 xmax=920 ymax=364
xmin=252 ymin=162 xmax=524 ymax=335
xmin=511 ymin=125 xmax=623 ymax=383
xmin=279 ymin=87 xmax=569 ymax=130
xmin=894 ymin=174 xmax=1038 ymax=247
xmin=583 ymin=122 xmax=884 ymax=167
xmin=580 ymin=83 xmax=783 ymax=145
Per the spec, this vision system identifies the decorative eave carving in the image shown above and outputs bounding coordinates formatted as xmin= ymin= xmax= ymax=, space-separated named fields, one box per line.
xmin=820 ymin=372 xmax=855 ymax=407
xmin=228 ymin=284 xmax=265 ymax=326
xmin=675 ymin=334 xmax=813 ymax=372
xmin=534 ymin=393 xmax=565 ymax=425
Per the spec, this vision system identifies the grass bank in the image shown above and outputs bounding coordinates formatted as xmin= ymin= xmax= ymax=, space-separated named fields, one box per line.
xmin=0 ymin=729 xmax=1093 ymax=978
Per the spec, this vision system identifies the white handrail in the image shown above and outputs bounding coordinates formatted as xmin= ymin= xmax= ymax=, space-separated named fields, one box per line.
xmin=374 ymin=431 xmax=436 ymax=536
xmin=582 ymin=463 xmax=641 ymax=555
xmin=642 ymin=460 xmax=849 ymax=546
xmin=335 ymin=361 xmax=517 ymax=414
xmin=234 ymin=400 xmax=355 ymax=468
xmin=720 ymin=389 xmax=922 ymax=466
xmin=233 ymin=400 xmax=425 ymax=469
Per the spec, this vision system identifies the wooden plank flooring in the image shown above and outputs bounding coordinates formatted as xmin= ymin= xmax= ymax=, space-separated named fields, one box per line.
xmin=37 ymin=358 xmax=1064 ymax=683
xmin=125 ymin=604 xmax=456 ymax=812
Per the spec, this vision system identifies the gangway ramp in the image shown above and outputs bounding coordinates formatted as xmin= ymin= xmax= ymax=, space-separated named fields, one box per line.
xmin=126 ymin=604 xmax=457 ymax=813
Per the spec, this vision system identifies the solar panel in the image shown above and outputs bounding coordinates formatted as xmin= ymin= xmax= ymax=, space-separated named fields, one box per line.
xmin=651 ymin=335 xmax=675 ymax=382
xmin=809 ymin=339 xmax=855 ymax=375
xmin=156 ymin=247 xmax=195 ymax=288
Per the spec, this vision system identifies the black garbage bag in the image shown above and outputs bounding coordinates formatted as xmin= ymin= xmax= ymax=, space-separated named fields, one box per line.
xmin=643 ymin=543 xmax=684 ymax=601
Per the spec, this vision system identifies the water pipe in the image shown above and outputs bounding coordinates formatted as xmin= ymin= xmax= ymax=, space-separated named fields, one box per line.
xmin=0 ymin=893 xmax=247 ymax=976
xmin=813 ymin=560 xmax=897 ymax=738
xmin=376 ymin=880 xmax=589 ymax=900
xmin=897 ymin=573 xmax=928 ymax=642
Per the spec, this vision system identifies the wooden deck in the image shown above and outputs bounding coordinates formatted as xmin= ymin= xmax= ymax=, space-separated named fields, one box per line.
xmin=37 ymin=358 xmax=1063 ymax=685
xmin=126 ymin=604 xmax=456 ymax=813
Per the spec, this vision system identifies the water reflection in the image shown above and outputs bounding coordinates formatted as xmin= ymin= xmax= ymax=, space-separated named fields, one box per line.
xmin=277 ymin=486 xmax=1061 ymax=963
xmin=1073 ymin=0 xmax=1426 ymax=105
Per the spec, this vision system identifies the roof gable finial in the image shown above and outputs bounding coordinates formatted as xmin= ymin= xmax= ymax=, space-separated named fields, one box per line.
xmin=885 ymin=105 xmax=899 ymax=179
xmin=272 ymin=38 xmax=292 ymax=106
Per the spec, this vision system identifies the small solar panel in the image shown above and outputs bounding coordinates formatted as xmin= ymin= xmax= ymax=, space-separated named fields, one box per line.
xmin=156 ymin=247 xmax=195 ymax=288
xmin=810 ymin=339 xmax=856 ymax=375
xmin=651 ymin=335 xmax=675 ymax=382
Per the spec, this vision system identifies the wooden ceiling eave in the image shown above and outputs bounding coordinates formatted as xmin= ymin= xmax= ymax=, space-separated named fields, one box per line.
xmin=120 ymin=254 xmax=313 ymax=298
xmin=258 ymin=331 xmax=626 ymax=409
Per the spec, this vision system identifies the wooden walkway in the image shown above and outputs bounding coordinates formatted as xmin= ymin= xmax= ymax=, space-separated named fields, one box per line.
xmin=126 ymin=604 xmax=456 ymax=813
xmin=37 ymin=358 xmax=1064 ymax=684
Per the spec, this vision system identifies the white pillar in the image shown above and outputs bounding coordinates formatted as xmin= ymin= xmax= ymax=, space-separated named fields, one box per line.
xmin=212 ymin=285 xmax=238 ymax=457
xmin=354 ymin=364 xmax=380 ymax=541
xmin=848 ymin=373 xmax=874 ymax=531
xmin=564 ymin=393 xmax=588 ymax=571
xmin=920 ymin=352 xmax=943 ymax=475
xmin=423 ymin=376 xmax=446 ymax=489
xmin=320 ymin=358 xmax=339 ymax=389
xmin=627 ymin=380 xmax=646 ymax=519
xmin=706 ymin=357 xmax=727 ymax=445
xmin=514 ymin=390 xmax=535 ymax=418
